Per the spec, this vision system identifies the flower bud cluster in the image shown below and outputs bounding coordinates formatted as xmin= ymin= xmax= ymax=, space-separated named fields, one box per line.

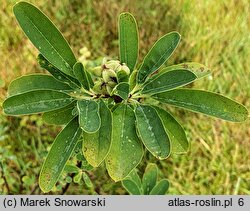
xmin=91 ymin=60 xmax=130 ymax=95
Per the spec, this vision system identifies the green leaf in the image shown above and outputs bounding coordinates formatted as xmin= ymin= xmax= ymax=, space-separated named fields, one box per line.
xmin=77 ymin=100 xmax=101 ymax=133
xmin=39 ymin=117 xmax=82 ymax=193
xmin=122 ymin=179 xmax=141 ymax=195
xmin=73 ymin=172 xmax=82 ymax=183
xmin=117 ymin=70 xmax=129 ymax=83
xmin=137 ymin=32 xmax=181 ymax=83
xmin=149 ymin=179 xmax=169 ymax=195
xmin=14 ymin=2 xmax=76 ymax=77
xmin=154 ymin=106 xmax=189 ymax=153
xmin=119 ymin=12 xmax=138 ymax=72
xmin=141 ymin=70 xmax=197 ymax=95
xmin=37 ymin=54 xmax=80 ymax=89
xmin=106 ymin=104 xmax=143 ymax=181
xmin=160 ymin=62 xmax=211 ymax=78
xmin=86 ymin=71 xmax=94 ymax=88
xmin=129 ymin=69 xmax=138 ymax=91
xmin=42 ymin=101 xmax=77 ymax=125
xmin=135 ymin=105 xmax=170 ymax=159
xmin=82 ymin=172 xmax=93 ymax=188
xmin=64 ymin=164 xmax=80 ymax=174
xmin=8 ymin=74 xmax=72 ymax=96
xmin=142 ymin=163 xmax=158 ymax=194
xmin=83 ymin=100 xmax=112 ymax=167
xmin=122 ymin=169 xmax=142 ymax=195
xmin=111 ymin=82 xmax=129 ymax=100
xmin=3 ymin=90 xmax=73 ymax=115
xmin=73 ymin=62 xmax=90 ymax=90
xmin=125 ymin=169 xmax=142 ymax=188
xmin=153 ymin=89 xmax=249 ymax=122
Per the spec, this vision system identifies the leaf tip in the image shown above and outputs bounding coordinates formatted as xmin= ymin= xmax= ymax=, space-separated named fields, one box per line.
xmin=38 ymin=176 xmax=51 ymax=193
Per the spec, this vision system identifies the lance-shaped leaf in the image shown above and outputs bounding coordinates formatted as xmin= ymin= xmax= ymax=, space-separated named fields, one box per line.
xmin=135 ymin=105 xmax=170 ymax=159
xmin=106 ymin=104 xmax=143 ymax=181
xmin=73 ymin=62 xmax=90 ymax=90
xmin=142 ymin=163 xmax=158 ymax=194
xmin=8 ymin=74 xmax=72 ymax=96
xmin=141 ymin=69 xmax=197 ymax=95
xmin=39 ymin=117 xmax=82 ymax=193
xmin=83 ymin=100 xmax=112 ymax=167
xmin=42 ymin=101 xmax=77 ymax=125
xmin=37 ymin=54 xmax=80 ymax=89
xmin=119 ymin=12 xmax=138 ymax=72
xmin=137 ymin=32 xmax=181 ymax=83
xmin=149 ymin=179 xmax=169 ymax=195
xmin=153 ymin=89 xmax=249 ymax=122
xmin=159 ymin=62 xmax=211 ymax=78
xmin=122 ymin=179 xmax=141 ymax=195
xmin=14 ymin=2 xmax=76 ymax=77
xmin=125 ymin=169 xmax=142 ymax=188
xmin=64 ymin=165 xmax=80 ymax=174
xmin=3 ymin=90 xmax=73 ymax=115
xmin=122 ymin=169 xmax=142 ymax=195
xmin=77 ymin=100 xmax=101 ymax=133
xmin=154 ymin=106 xmax=189 ymax=153
xmin=111 ymin=82 xmax=129 ymax=100
xmin=82 ymin=172 xmax=93 ymax=188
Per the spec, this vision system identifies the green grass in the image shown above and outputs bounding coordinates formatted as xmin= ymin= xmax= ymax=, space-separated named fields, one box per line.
xmin=0 ymin=0 xmax=249 ymax=194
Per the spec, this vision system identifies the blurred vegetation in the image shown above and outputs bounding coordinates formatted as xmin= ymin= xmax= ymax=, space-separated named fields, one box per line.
xmin=0 ymin=0 xmax=249 ymax=194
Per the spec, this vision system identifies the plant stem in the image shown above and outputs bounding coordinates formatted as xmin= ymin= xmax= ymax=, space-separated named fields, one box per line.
xmin=61 ymin=182 xmax=71 ymax=195
xmin=130 ymin=84 xmax=142 ymax=95
xmin=61 ymin=161 xmax=82 ymax=194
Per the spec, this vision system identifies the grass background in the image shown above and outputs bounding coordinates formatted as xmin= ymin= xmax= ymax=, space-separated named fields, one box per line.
xmin=0 ymin=0 xmax=249 ymax=194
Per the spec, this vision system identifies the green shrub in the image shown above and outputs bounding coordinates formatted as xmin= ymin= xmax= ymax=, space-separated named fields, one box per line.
xmin=3 ymin=1 xmax=248 ymax=193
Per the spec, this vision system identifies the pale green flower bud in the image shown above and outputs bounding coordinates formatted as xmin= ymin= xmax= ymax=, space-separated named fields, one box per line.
xmin=92 ymin=80 xmax=108 ymax=95
xmin=107 ymin=81 xmax=117 ymax=88
xmin=117 ymin=63 xmax=130 ymax=75
xmin=89 ymin=66 xmax=102 ymax=77
xmin=104 ymin=60 xmax=120 ymax=71
xmin=102 ymin=69 xmax=117 ymax=83
xmin=115 ymin=63 xmax=130 ymax=82
xmin=106 ymin=85 xmax=113 ymax=95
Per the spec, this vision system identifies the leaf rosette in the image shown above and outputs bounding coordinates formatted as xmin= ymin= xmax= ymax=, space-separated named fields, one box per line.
xmin=3 ymin=1 xmax=248 ymax=193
